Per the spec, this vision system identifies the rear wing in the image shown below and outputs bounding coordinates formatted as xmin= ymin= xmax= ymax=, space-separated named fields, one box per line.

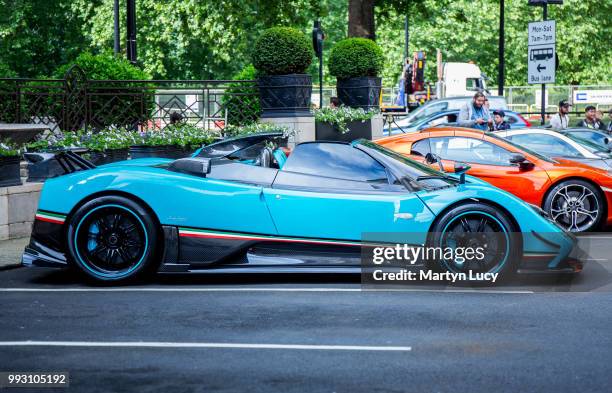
xmin=24 ymin=150 xmax=96 ymax=175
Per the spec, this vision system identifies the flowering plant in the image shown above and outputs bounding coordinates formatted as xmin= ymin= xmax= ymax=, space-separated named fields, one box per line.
xmin=314 ymin=107 xmax=378 ymax=134
xmin=0 ymin=140 xmax=21 ymax=157
xmin=81 ymin=128 xmax=136 ymax=152
xmin=134 ymin=125 xmax=215 ymax=148
xmin=223 ymin=122 xmax=292 ymax=138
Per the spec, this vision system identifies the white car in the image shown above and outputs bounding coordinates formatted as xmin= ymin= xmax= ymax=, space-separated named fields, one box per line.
xmin=494 ymin=128 xmax=612 ymax=170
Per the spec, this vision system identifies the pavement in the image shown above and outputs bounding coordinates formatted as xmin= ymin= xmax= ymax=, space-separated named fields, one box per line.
xmin=0 ymin=236 xmax=28 ymax=269
xmin=1 ymin=235 xmax=612 ymax=392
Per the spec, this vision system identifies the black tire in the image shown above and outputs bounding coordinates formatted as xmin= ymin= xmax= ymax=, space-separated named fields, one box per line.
xmin=543 ymin=180 xmax=604 ymax=232
xmin=428 ymin=203 xmax=521 ymax=283
xmin=66 ymin=195 xmax=159 ymax=283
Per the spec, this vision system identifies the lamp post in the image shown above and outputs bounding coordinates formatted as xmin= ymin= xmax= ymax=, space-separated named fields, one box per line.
xmin=404 ymin=15 xmax=409 ymax=61
xmin=126 ymin=0 xmax=137 ymax=64
xmin=312 ymin=20 xmax=324 ymax=109
xmin=498 ymin=0 xmax=505 ymax=96
xmin=113 ymin=0 xmax=120 ymax=55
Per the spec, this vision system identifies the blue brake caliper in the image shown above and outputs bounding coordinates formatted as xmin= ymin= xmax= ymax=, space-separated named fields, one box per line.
xmin=87 ymin=223 xmax=99 ymax=252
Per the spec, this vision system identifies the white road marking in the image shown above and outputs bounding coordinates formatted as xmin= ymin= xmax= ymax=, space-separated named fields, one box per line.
xmin=0 ymin=341 xmax=412 ymax=352
xmin=0 ymin=287 xmax=533 ymax=294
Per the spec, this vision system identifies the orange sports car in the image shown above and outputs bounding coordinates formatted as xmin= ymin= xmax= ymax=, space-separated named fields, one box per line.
xmin=376 ymin=126 xmax=612 ymax=232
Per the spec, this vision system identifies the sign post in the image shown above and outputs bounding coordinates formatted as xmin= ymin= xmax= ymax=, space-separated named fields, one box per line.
xmin=528 ymin=0 xmax=561 ymax=125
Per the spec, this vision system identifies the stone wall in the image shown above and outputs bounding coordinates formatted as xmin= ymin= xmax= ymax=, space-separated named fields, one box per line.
xmin=0 ymin=183 xmax=42 ymax=240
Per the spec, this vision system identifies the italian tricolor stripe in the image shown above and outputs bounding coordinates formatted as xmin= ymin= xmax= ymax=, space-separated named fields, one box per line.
xmin=35 ymin=210 xmax=66 ymax=225
xmin=178 ymin=227 xmax=362 ymax=247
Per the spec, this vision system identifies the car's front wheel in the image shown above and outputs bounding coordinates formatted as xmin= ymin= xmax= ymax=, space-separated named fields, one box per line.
xmin=66 ymin=196 xmax=159 ymax=283
xmin=543 ymin=180 xmax=604 ymax=232
xmin=428 ymin=203 xmax=521 ymax=282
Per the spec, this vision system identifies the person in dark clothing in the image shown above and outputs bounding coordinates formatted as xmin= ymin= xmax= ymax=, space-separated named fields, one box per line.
xmin=491 ymin=110 xmax=511 ymax=131
xmin=576 ymin=105 xmax=606 ymax=130
xmin=607 ymin=109 xmax=612 ymax=134
xmin=169 ymin=112 xmax=183 ymax=125
xmin=329 ymin=96 xmax=340 ymax=108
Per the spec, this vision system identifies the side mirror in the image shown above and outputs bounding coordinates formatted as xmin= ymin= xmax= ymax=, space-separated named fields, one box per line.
xmin=509 ymin=154 xmax=527 ymax=164
xmin=425 ymin=152 xmax=445 ymax=172
xmin=509 ymin=153 xmax=534 ymax=170
xmin=454 ymin=162 xmax=471 ymax=184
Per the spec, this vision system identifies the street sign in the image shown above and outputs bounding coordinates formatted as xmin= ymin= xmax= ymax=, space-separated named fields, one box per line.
xmin=527 ymin=20 xmax=556 ymax=84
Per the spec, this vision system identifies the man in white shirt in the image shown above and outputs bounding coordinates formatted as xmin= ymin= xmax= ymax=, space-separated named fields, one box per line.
xmin=549 ymin=99 xmax=571 ymax=130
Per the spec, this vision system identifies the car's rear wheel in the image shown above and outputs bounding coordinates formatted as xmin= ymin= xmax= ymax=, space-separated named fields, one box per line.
xmin=543 ymin=180 xmax=604 ymax=232
xmin=428 ymin=203 xmax=520 ymax=283
xmin=66 ymin=196 xmax=159 ymax=283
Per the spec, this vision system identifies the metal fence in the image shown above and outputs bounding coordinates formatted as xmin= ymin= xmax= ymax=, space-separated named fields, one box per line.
xmin=379 ymin=84 xmax=612 ymax=116
xmin=504 ymin=85 xmax=612 ymax=116
xmin=1 ymin=66 xmax=609 ymax=133
xmin=0 ymin=66 xmax=260 ymax=133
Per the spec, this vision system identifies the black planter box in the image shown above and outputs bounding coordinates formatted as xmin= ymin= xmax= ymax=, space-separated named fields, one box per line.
xmin=337 ymin=77 xmax=382 ymax=110
xmin=0 ymin=156 xmax=22 ymax=187
xmin=315 ymin=120 xmax=374 ymax=142
xmin=87 ymin=148 xmax=129 ymax=166
xmin=130 ymin=145 xmax=193 ymax=159
xmin=258 ymin=74 xmax=312 ymax=118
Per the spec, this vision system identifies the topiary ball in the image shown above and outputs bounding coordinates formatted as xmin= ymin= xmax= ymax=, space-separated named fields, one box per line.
xmin=252 ymin=27 xmax=313 ymax=76
xmin=328 ymin=38 xmax=384 ymax=79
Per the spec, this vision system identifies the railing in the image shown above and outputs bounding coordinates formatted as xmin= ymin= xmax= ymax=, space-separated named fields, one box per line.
xmin=379 ymin=84 xmax=612 ymax=114
xmin=0 ymin=66 xmax=259 ymax=133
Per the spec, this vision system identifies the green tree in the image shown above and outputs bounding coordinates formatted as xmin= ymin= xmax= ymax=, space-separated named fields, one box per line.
xmin=0 ymin=0 xmax=99 ymax=78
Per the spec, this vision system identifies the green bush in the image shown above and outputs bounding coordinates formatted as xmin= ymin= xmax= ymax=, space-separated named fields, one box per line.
xmin=328 ymin=38 xmax=384 ymax=79
xmin=54 ymin=52 xmax=149 ymax=81
xmin=54 ymin=52 xmax=153 ymax=131
xmin=222 ymin=64 xmax=261 ymax=126
xmin=252 ymin=27 xmax=313 ymax=75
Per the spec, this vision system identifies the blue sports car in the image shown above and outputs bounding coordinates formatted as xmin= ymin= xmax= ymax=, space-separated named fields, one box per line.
xmin=23 ymin=133 xmax=579 ymax=283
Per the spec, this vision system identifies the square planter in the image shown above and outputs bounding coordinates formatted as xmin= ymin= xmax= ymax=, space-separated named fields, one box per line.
xmin=315 ymin=119 xmax=374 ymax=142
xmin=336 ymin=77 xmax=382 ymax=110
xmin=258 ymin=74 xmax=313 ymax=118
xmin=87 ymin=148 xmax=129 ymax=165
xmin=129 ymin=145 xmax=193 ymax=159
xmin=0 ymin=156 xmax=22 ymax=187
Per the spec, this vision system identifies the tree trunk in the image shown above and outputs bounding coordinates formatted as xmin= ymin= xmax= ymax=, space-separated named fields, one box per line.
xmin=348 ymin=0 xmax=375 ymax=40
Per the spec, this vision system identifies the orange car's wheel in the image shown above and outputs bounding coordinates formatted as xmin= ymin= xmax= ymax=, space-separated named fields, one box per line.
xmin=544 ymin=180 xmax=604 ymax=232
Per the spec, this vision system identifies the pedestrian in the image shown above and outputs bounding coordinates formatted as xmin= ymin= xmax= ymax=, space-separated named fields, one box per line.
xmin=458 ymin=92 xmax=492 ymax=130
xmin=329 ymin=96 xmax=340 ymax=109
xmin=491 ymin=110 xmax=510 ymax=131
xmin=576 ymin=105 xmax=606 ymax=130
xmin=484 ymin=96 xmax=490 ymax=110
xmin=169 ymin=112 xmax=183 ymax=125
xmin=607 ymin=109 xmax=612 ymax=134
xmin=549 ymin=99 xmax=571 ymax=130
